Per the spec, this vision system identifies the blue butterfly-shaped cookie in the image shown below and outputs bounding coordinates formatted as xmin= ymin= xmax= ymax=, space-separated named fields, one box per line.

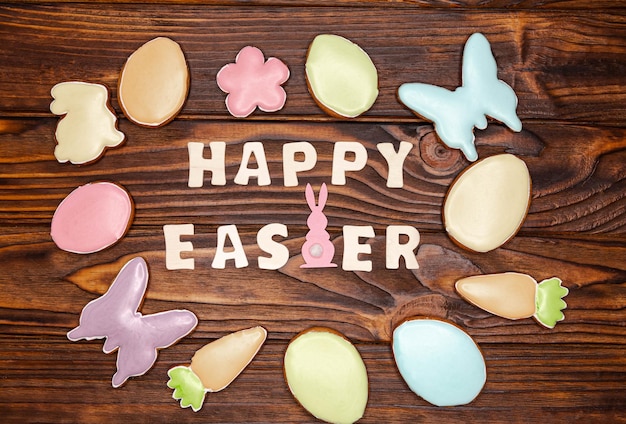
xmin=398 ymin=33 xmax=522 ymax=161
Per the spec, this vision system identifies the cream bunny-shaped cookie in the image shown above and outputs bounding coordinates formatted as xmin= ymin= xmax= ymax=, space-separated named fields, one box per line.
xmin=50 ymin=81 xmax=125 ymax=164
xmin=301 ymin=183 xmax=337 ymax=268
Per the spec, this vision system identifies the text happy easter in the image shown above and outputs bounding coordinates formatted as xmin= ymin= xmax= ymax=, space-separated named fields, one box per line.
xmin=164 ymin=140 xmax=421 ymax=272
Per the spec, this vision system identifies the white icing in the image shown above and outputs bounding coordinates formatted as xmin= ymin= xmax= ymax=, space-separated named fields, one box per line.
xmin=309 ymin=243 xmax=324 ymax=258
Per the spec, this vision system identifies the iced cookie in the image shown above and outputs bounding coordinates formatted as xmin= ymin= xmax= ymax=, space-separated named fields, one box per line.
xmin=167 ymin=326 xmax=267 ymax=412
xmin=118 ymin=37 xmax=189 ymax=127
xmin=398 ymin=33 xmax=521 ymax=161
xmin=67 ymin=257 xmax=198 ymax=387
xmin=284 ymin=328 xmax=368 ymax=424
xmin=443 ymin=153 xmax=531 ymax=252
xmin=392 ymin=318 xmax=486 ymax=407
xmin=305 ymin=34 xmax=378 ymax=118
xmin=50 ymin=81 xmax=124 ymax=164
xmin=51 ymin=181 xmax=134 ymax=254
xmin=456 ymin=273 xmax=568 ymax=328
xmin=216 ymin=46 xmax=290 ymax=118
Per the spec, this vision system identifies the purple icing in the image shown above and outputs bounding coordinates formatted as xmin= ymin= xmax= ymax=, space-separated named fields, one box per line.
xmin=67 ymin=257 xmax=198 ymax=387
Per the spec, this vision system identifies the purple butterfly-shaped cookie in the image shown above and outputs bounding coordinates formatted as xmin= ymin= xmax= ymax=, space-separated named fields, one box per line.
xmin=67 ymin=257 xmax=198 ymax=387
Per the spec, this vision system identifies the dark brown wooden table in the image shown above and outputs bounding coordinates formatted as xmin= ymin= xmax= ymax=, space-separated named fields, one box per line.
xmin=1 ymin=2 xmax=625 ymax=423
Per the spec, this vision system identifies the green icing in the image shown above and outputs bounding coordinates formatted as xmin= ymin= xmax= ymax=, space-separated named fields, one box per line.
xmin=305 ymin=34 xmax=378 ymax=118
xmin=534 ymin=277 xmax=568 ymax=329
xmin=167 ymin=366 xmax=206 ymax=412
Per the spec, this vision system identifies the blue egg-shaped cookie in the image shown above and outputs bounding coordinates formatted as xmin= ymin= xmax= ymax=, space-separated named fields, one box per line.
xmin=392 ymin=318 xmax=486 ymax=406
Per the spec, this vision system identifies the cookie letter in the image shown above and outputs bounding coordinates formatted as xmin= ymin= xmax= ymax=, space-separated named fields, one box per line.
xmin=342 ymin=225 xmax=375 ymax=272
xmin=283 ymin=142 xmax=318 ymax=187
xmin=377 ymin=141 xmax=413 ymax=188
xmin=234 ymin=142 xmax=271 ymax=186
xmin=164 ymin=224 xmax=195 ymax=270
xmin=332 ymin=142 xmax=367 ymax=185
xmin=386 ymin=225 xmax=420 ymax=269
xmin=257 ymin=223 xmax=289 ymax=270
xmin=212 ymin=225 xmax=248 ymax=269
xmin=188 ymin=142 xmax=227 ymax=187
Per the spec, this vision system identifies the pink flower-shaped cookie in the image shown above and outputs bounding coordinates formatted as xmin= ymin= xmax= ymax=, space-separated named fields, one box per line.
xmin=217 ymin=46 xmax=289 ymax=118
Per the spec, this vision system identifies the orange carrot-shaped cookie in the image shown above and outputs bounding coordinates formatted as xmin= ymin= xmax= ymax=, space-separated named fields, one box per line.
xmin=167 ymin=326 xmax=267 ymax=412
xmin=455 ymin=273 xmax=568 ymax=329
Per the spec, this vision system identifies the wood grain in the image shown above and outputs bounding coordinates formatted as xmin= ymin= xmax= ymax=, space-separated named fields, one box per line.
xmin=1 ymin=337 xmax=625 ymax=423
xmin=7 ymin=0 xmax=626 ymax=10
xmin=1 ymin=5 xmax=625 ymax=123
xmin=1 ymin=1 xmax=625 ymax=423
xmin=2 ymin=119 xmax=625 ymax=232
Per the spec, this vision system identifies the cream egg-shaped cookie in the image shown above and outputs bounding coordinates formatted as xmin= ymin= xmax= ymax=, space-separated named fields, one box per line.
xmin=118 ymin=37 xmax=189 ymax=127
xmin=443 ymin=153 xmax=531 ymax=252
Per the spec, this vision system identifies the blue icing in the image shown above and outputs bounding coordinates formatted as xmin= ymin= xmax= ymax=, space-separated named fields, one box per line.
xmin=392 ymin=319 xmax=486 ymax=406
xmin=397 ymin=32 xmax=521 ymax=162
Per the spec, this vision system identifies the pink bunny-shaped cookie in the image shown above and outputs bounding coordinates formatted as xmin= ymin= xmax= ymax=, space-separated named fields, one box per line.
xmin=301 ymin=183 xmax=337 ymax=268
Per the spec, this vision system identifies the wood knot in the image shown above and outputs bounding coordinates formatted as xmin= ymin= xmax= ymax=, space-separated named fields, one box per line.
xmin=417 ymin=126 xmax=466 ymax=176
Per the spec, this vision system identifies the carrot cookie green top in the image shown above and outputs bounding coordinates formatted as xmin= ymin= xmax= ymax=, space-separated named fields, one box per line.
xmin=456 ymin=272 xmax=569 ymax=328
xmin=168 ymin=326 xmax=267 ymax=412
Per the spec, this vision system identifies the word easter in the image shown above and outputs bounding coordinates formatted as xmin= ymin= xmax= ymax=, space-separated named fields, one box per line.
xmin=164 ymin=223 xmax=420 ymax=271
xmin=164 ymin=140 xmax=421 ymax=272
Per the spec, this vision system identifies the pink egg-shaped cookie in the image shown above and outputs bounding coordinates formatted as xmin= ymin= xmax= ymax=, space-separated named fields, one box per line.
xmin=51 ymin=182 xmax=134 ymax=254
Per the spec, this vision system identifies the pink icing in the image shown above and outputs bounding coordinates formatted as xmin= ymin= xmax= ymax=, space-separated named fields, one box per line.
xmin=216 ymin=46 xmax=290 ymax=118
xmin=51 ymin=182 xmax=133 ymax=254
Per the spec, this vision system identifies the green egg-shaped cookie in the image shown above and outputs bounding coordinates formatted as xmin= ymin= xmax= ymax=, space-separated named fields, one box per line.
xmin=284 ymin=328 xmax=368 ymax=424
xmin=305 ymin=34 xmax=378 ymax=118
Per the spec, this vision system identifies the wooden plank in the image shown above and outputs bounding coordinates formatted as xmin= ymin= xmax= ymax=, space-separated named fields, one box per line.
xmin=0 ymin=5 xmax=625 ymax=123
xmin=1 ymin=337 xmax=625 ymax=423
xmin=1 ymin=229 xmax=624 ymax=343
xmin=1 ymin=2 xmax=625 ymax=422
xmin=5 ymin=0 xmax=626 ymax=10
xmin=2 ymin=119 xmax=625 ymax=234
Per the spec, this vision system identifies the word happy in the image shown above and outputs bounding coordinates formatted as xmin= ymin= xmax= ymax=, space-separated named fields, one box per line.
xmin=163 ymin=141 xmax=421 ymax=271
